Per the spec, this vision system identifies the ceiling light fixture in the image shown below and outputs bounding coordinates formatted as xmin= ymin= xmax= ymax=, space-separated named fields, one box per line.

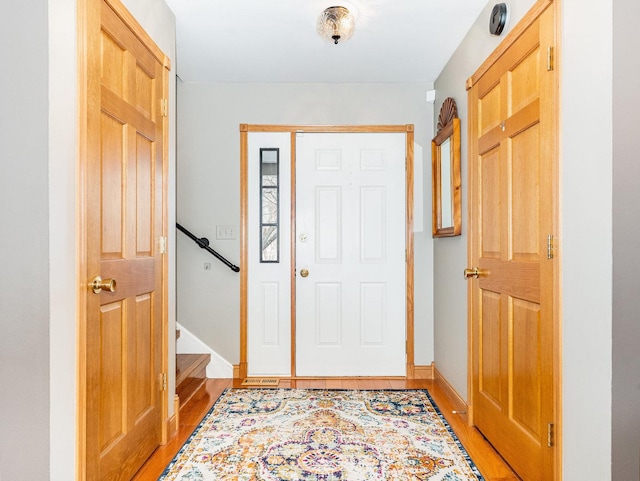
xmin=317 ymin=6 xmax=355 ymax=45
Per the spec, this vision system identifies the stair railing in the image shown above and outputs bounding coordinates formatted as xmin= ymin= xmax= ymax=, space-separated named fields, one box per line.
xmin=176 ymin=223 xmax=240 ymax=272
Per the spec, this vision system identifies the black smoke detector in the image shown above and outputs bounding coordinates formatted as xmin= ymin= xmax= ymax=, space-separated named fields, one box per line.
xmin=489 ymin=3 xmax=508 ymax=36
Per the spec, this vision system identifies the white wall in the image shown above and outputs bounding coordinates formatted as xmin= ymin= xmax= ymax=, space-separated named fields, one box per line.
xmin=176 ymin=81 xmax=435 ymax=366
xmin=612 ymin=0 xmax=640 ymax=477
xmin=562 ymin=0 xmax=613 ymax=478
xmin=1 ymin=2 xmax=51 ymax=480
xmin=434 ymin=0 xmax=615 ymax=478
xmin=47 ymin=0 xmax=176 ymax=480
xmin=432 ymin=0 xmax=537 ymax=400
xmin=49 ymin=0 xmax=78 ymax=478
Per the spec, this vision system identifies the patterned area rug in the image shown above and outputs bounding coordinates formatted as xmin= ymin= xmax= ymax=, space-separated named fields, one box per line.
xmin=159 ymin=389 xmax=484 ymax=480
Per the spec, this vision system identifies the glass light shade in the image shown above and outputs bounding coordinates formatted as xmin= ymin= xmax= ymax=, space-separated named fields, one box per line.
xmin=317 ymin=6 xmax=355 ymax=45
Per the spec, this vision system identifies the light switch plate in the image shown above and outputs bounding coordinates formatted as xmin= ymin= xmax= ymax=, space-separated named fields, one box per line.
xmin=216 ymin=225 xmax=236 ymax=240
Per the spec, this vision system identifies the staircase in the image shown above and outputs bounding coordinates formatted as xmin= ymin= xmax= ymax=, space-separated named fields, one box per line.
xmin=176 ymin=329 xmax=211 ymax=408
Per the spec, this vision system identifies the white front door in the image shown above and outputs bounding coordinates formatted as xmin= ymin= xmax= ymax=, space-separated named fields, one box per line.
xmin=295 ymin=132 xmax=406 ymax=376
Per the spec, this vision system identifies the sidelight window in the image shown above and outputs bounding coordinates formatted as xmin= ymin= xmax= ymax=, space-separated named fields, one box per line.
xmin=260 ymin=148 xmax=279 ymax=262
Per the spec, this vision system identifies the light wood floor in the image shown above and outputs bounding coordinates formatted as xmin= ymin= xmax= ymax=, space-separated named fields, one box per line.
xmin=132 ymin=378 xmax=520 ymax=480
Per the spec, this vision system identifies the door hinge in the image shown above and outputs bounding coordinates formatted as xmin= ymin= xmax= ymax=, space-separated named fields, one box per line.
xmin=161 ymin=98 xmax=168 ymax=117
xmin=547 ymin=422 xmax=555 ymax=447
xmin=547 ymin=234 xmax=554 ymax=259
xmin=547 ymin=46 xmax=554 ymax=71
xmin=161 ymin=372 xmax=167 ymax=391
xmin=158 ymin=236 xmax=167 ymax=254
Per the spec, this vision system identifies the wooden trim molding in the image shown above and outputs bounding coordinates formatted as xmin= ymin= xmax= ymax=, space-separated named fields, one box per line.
xmin=103 ymin=0 xmax=167 ymax=66
xmin=434 ymin=364 xmax=470 ymax=425
xmin=161 ymin=395 xmax=180 ymax=445
xmin=242 ymin=124 xmax=413 ymax=133
xmin=173 ymin=395 xmax=180 ymax=431
xmin=413 ymin=364 xmax=435 ymax=380
xmin=239 ymin=124 xmax=415 ymax=379
xmin=239 ymin=127 xmax=249 ymax=380
xmin=76 ymin=0 xmax=91 ymax=476
xmin=466 ymin=0 xmax=554 ymax=90
xmin=290 ymin=132 xmax=298 ymax=378
xmin=160 ymin=29 xmax=171 ymax=452
xmin=405 ymin=128 xmax=415 ymax=379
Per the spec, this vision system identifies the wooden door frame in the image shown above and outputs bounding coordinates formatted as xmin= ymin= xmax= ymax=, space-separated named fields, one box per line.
xmin=239 ymin=124 xmax=415 ymax=379
xmin=465 ymin=0 xmax=561 ymax=478
xmin=76 ymin=0 xmax=171 ymax=478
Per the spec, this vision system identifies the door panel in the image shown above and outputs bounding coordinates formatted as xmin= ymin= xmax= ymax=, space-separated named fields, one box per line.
xmin=296 ymin=133 xmax=406 ymax=377
xmin=468 ymin=3 xmax=557 ymax=481
xmin=247 ymin=132 xmax=292 ymax=376
xmin=511 ymin=298 xmax=542 ymax=437
xmin=84 ymin=0 xmax=167 ymax=479
xmin=316 ymin=187 xmax=341 ymax=262
xmin=316 ymin=283 xmax=342 ymax=345
xmin=479 ymin=289 xmax=502 ymax=407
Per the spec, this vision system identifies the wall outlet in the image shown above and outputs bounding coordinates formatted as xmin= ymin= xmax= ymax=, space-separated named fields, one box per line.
xmin=216 ymin=225 xmax=236 ymax=240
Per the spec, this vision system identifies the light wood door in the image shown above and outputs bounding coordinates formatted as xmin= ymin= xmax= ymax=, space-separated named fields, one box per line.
xmin=467 ymin=2 xmax=558 ymax=480
xmin=295 ymin=133 xmax=406 ymax=376
xmin=83 ymin=0 xmax=168 ymax=479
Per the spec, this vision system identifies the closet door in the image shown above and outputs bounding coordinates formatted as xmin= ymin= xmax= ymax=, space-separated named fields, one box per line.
xmin=467 ymin=2 xmax=559 ymax=480
xmin=82 ymin=0 xmax=169 ymax=479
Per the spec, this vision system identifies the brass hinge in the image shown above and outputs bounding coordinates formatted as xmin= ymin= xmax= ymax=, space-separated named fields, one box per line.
xmin=547 ymin=422 xmax=555 ymax=447
xmin=161 ymin=372 xmax=167 ymax=391
xmin=161 ymin=98 xmax=168 ymax=117
xmin=547 ymin=234 xmax=554 ymax=259
xmin=547 ymin=46 xmax=554 ymax=71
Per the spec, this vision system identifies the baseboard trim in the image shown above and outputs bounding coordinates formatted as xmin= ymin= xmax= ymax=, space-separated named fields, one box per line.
xmin=413 ymin=363 xmax=435 ymax=380
xmin=233 ymin=364 xmax=433 ymax=380
xmin=173 ymin=394 xmax=180 ymax=430
xmin=161 ymin=394 xmax=180 ymax=445
xmin=433 ymin=364 xmax=469 ymax=424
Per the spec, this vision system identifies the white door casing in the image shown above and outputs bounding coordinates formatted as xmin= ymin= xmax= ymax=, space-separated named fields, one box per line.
xmin=295 ymin=132 xmax=406 ymax=376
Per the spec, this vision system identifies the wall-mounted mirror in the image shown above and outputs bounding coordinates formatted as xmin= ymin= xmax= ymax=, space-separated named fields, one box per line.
xmin=432 ymin=97 xmax=461 ymax=237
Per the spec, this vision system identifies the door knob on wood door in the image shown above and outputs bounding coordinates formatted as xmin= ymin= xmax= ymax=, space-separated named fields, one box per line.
xmin=300 ymin=269 xmax=309 ymax=278
xmin=463 ymin=267 xmax=488 ymax=279
xmin=90 ymin=276 xmax=117 ymax=294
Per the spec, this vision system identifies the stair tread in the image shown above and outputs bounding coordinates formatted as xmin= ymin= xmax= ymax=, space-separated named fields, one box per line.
xmin=176 ymin=353 xmax=211 ymax=386
xmin=176 ymin=353 xmax=211 ymax=409
xmin=177 ymin=376 xmax=207 ymax=408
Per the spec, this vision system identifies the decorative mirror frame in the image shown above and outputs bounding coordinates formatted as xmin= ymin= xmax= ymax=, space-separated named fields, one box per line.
xmin=432 ymin=97 xmax=462 ymax=237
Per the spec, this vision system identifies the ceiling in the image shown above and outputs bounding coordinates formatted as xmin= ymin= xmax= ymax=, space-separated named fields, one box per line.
xmin=163 ymin=0 xmax=490 ymax=84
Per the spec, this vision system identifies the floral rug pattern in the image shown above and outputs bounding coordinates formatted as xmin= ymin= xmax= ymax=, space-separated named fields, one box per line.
xmin=159 ymin=389 xmax=484 ymax=480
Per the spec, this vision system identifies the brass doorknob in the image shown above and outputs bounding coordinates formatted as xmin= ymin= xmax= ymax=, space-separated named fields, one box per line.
xmin=464 ymin=268 xmax=479 ymax=279
xmin=463 ymin=267 xmax=487 ymax=279
xmin=300 ymin=269 xmax=309 ymax=278
xmin=90 ymin=276 xmax=117 ymax=294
